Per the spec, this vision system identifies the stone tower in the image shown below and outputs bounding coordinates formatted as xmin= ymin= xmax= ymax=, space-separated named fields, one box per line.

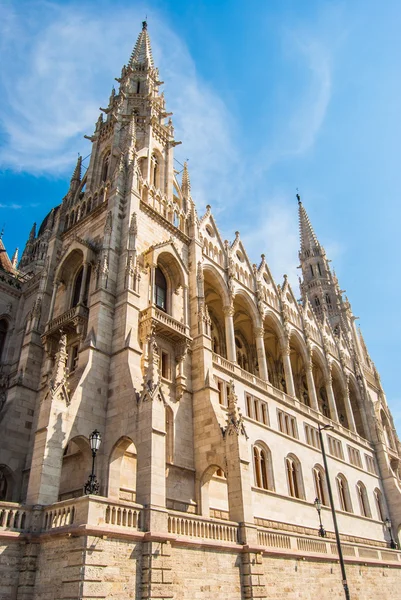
xmin=0 ymin=21 xmax=401 ymax=600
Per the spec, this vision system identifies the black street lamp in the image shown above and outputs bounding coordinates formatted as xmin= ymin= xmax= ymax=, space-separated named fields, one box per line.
xmin=385 ymin=517 xmax=398 ymax=549
xmin=314 ymin=497 xmax=326 ymax=537
xmin=84 ymin=429 xmax=101 ymax=495
xmin=318 ymin=423 xmax=351 ymax=600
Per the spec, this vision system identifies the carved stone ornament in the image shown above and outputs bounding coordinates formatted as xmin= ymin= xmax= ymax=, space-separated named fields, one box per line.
xmin=224 ymin=380 xmax=248 ymax=439
xmin=49 ymin=333 xmax=70 ymax=405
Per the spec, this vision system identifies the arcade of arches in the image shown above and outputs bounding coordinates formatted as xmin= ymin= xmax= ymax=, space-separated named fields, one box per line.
xmin=203 ymin=269 xmax=367 ymax=439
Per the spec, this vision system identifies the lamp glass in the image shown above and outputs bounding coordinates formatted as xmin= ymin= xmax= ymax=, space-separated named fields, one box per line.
xmin=314 ymin=497 xmax=322 ymax=512
xmin=89 ymin=429 xmax=101 ymax=452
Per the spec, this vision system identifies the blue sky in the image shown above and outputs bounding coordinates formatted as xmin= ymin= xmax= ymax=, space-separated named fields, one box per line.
xmin=0 ymin=0 xmax=400 ymax=428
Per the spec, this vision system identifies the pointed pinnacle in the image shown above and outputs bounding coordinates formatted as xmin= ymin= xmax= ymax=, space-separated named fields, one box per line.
xmin=70 ymin=155 xmax=82 ymax=185
xmin=11 ymin=247 xmax=18 ymax=268
xmin=298 ymin=200 xmax=319 ymax=253
xmin=129 ymin=22 xmax=154 ymax=68
xmin=182 ymin=161 xmax=191 ymax=196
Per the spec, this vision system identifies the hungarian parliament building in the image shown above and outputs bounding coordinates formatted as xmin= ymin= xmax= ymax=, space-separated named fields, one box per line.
xmin=0 ymin=21 xmax=400 ymax=600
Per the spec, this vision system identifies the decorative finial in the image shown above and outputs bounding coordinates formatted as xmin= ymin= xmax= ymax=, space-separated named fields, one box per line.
xmin=142 ymin=20 xmax=147 ymax=30
xmin=296 ymin=188 xmax=301 ymax=204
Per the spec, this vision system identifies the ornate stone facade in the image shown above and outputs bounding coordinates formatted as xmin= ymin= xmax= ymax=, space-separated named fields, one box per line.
xmin=0 ymin=21 xmax=401 ymax=599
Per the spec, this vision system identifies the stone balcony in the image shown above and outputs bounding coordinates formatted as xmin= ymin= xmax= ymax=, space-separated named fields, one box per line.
xmin=139 ymin=305 xmax=191 ymax=344
xmin=45 ymin=304 xmax=89 ymax=337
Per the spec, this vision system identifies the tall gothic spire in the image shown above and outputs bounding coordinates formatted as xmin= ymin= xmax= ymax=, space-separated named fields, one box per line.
xmin=297 ymin=193 xmax=320 ymax=257
xmin=129 ymin=21 xmax=154 ymax=68
xmin=297 ymin=194 xmax=340 ymax=328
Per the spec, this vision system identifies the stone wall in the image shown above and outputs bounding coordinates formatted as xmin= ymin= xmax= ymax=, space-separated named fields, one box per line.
xmin=2 ymin=531 xmax=401 ymax=600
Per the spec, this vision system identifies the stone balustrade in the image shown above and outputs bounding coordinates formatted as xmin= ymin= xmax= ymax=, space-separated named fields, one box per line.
xmin=0 ymin=496 xmax=142 ymax=534
xmin=168 ymin=511 xmax=238 ymax=543
xmin=257 ymin=526 xmax=400 ymax=562
xmin=45 ymin=304 xmax=89 ymax=335
xmin=139 ymin=305 xmax=190 ymax=343
xmin=0 ymin=502 xmax=31 ymax=532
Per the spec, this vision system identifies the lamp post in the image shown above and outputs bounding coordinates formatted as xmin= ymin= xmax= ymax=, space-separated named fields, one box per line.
xmin=84 ymin=429 xmax=101 ymax=495
xmin=385 ymin=517 xmax=398 ymax=549
xmin=318 ymin=424 xmax=351 ymax=600
xmin=314 ymin=497 xmax=326 ymax=537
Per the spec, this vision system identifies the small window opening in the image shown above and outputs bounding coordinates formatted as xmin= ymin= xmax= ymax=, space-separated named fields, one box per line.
xmin=161 ymin=351 xmax=169 ymax=379
xmin=154 ymin=267 xmax=167 ymax=311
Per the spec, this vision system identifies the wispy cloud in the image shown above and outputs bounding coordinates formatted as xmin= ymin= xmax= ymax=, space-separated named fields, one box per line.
xmin=0 ymin=203 xmax=22 ymax=209
xmin=256 ymin=30 xmax=332 ymax=176
xmin=242 ymin=192 xmax=300 ymax=291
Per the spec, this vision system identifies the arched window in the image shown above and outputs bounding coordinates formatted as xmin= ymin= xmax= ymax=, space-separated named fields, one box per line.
xmin=314 ymin=297 xmax=320 ymax=307
xmin=374 ymin=488 xmax=385 ymax=521
xmin=154 ymin=267 xmax=167 ymax=311
xmin=0 ymin=467 xmax=8 ymax=501
xmin=356 ymin=481 xmax=371 ymax=518
xmin=64 ymin=215 xmax=69 ymax=231
xmin=253 ymin=445 xmax=274 ymax=491
xmin=286 ymin=455 xmax=303 ymax=499
xmin=0 ymin=319 xmax=8 ymax=361
xmin=71 ymin=267 xmax=83 ymax=308
xmin=325 ymin=293 xmax=331 ymax=305
xmin=313 ymin=465 xmax=328 ymax=506
xmin=151 ymin=153 xmax=159 ymax=187
xmin=336 ymin=474 xmax=352 ymax=513
xmin=235 ymin=337 xmax=248 ymax=371
xmin=101 ymin=152 xmax=110 ymax=183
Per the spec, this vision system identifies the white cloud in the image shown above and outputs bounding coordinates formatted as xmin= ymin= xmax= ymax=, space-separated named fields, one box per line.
xmin=242 ymin=193 xmax=300 ymax=292
xmin=256 ymin=30 xmax=332 ymax=176
xmin=0 ymin=203 xmax=22 ymax=209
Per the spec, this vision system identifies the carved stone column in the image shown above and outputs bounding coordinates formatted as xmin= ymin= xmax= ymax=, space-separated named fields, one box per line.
xmin=326 ymin=374 xmax=339 ymax=422
xmin=281 ymin=337 xmax=296 ymax=397
xmin=78 ymin=262 xmax=89 ymax=305
xmin=344 ymin=377 xmax=357 ymax=432
xmin=306 ymin=362 xmax=319 ymax=411
xmin=255 ymin=327 xmax=269 ymax=381
xmin=223 ymin=305 xmax=236 ymax=363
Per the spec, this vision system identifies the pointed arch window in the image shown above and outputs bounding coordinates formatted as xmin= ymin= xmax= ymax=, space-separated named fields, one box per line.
xmin=71 ymin=267 xmax=83 ymax=308
xmin=235 ymin=337 xmax=248 ymax=371
xmin=336 ymin=474 xmax=352 ymax=513
xmin=286 ymin=455 xmax=303 ymax=499
xmin=0 ymin=468 xmax=9 ymax=501
xmin=356 ymin=481 xmax=371 ymax=518
xmin=0 ymin=319 xmax=8 ymax=361
xmin=154 ymin=267 xmax=167 ymax=311
xmin=374 ymin=488 xmax=385 ymax=521
xmin=151 ymin=153 xmax=159 ymax=187
xmin=325 ymin=293 xmax=331 ymax=305
xmin=313 ymin=465 xmax=328 ymax=506
xmin=253 ymin=444 xmax=274 ymax=491
xmin=314 ymin=297 xmax=320 ymax=307
xmin=101 ymin=152 xmax=110 ymax=183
